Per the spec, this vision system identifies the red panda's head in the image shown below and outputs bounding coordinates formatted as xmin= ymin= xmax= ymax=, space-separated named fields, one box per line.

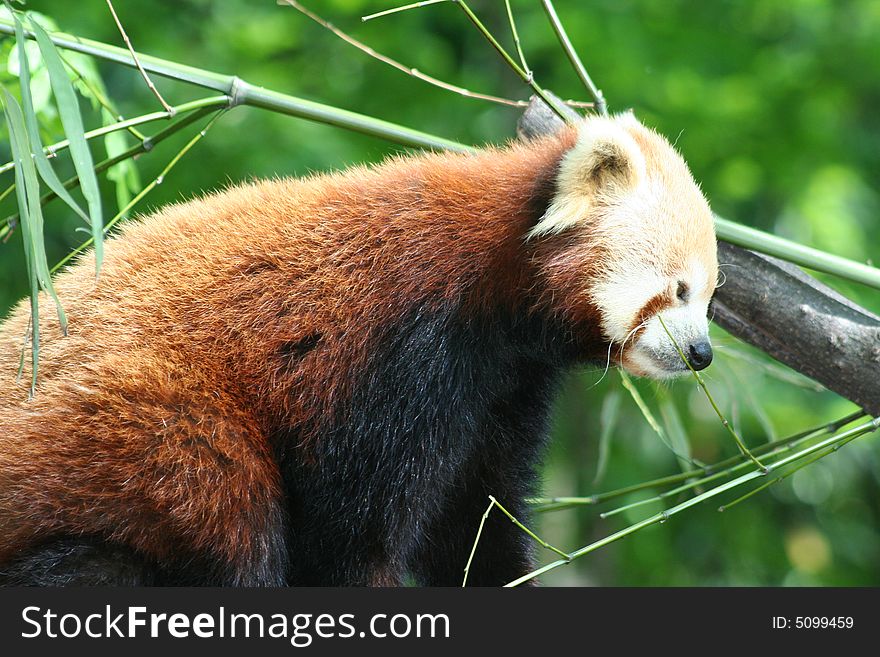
xmin=530 ymin=113 xmax=718 ymax=378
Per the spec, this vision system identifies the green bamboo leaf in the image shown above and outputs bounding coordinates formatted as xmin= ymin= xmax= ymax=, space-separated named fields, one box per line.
xmin=66 ymin=50 xmax=108 ymax=111
xmin=720 ymin=354 xmax=779 ymax=442
xmin=3 ymin=88 xmax=40 ymax=397
xmin=592 ymin=388 xmax=621 ymax=486
xmin=103 ymin=109 xmax=140 ymax=216
xmin=13 ymin=13 xmax=89 ymax=225
xmin=619 ymin=370 xmax=703 ymax=469
xmin=6 ymin=33 xmax=40 ymax=75
xmin=619 ymin=370 xmax=666 ymax=441
xmin=657 ymin=392 xmax=694 ymax=474
xmin=31 ymin=16 xmax=103 ymax=275
xmin=2 ymin=85 xmax=67 ymax=336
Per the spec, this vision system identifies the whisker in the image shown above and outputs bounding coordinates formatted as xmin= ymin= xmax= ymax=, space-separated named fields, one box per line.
xmin=672 ymin=128 xmax=685 ymax=149
xmin=617 ymin=319 xmax=649 ymax=370
xmin=589 ymin=319 xmax=649 ymax=389
xmin=587 ymin=338 xmax=617 ymax=389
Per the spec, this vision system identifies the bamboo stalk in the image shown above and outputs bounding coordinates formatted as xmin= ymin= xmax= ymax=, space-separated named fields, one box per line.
xmin=506 ymin=416 xmax=880 ymax=586
xmin=461 ymin=497 xmax=495 ymax=587
xmin=0 ymin=96 xmax=229 ymax=175
xmin=528 ymin=410 xmax=866 ymax=512
xmin=2 ymin=18 xmax=877 ymax=287
xmin=0 ymin=18 xmax=470 ymax=154
xmin=539 ymin=0 xmax=607 ymax=114
xmin=714 ymin=215 xmax=880 ymax=290
xmin=1 ymin=105 xmax=220 ymax=241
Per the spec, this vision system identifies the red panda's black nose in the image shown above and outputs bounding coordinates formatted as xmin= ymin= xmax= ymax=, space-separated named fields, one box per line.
xmin=687 ymin=341 xmax=713 ymax=371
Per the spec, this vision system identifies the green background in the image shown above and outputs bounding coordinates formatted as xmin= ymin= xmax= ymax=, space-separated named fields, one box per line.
xmin=1 ymin=0 xmax=878 ymax=586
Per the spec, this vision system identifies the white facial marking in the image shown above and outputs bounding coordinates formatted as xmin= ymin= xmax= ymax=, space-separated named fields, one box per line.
xmin=527 ymin=195 xmax=592 ymax=240
xmin=594 ymin=257 xmax=714 ymax=379
xmin=626 ymin=258 xmax=714 ymax=378
xmin=689 ymin=259 xmax=709 ymax=298
xmin=591 ymin=266 xmax=666 ymax=343
xmin=633 ymin=304 xmax=710 ymax=374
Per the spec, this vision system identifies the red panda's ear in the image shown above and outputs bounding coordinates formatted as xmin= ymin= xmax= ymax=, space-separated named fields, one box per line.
xmin=527 ymin=116 xmax=647 ymax=240
xmin=580 ymin=132 xmax=645 ymax=188
xmin=563 ymin=116 xmax=647 ymax=192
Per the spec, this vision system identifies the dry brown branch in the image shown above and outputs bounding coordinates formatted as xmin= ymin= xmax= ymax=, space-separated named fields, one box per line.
xmin=280 ymin=0 xmax=528 ymax=107
xmin=105 ymin=0 xmax=174 ymax=114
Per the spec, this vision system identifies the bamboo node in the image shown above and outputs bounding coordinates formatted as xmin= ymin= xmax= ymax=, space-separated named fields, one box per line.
xmin=228 ymin=77 xmax=250 ymax=108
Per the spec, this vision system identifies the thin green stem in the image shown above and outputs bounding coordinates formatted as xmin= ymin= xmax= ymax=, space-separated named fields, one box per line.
xmin=0 ymin=96 xmax=229 ymax=176
xmin=50 ymin=110 xmax=224 ymax=274
xmin=507 ymin=417 xmax=880 ymax=586
xmin=717 ymin=472 xmax=795 ymax=513
xmin=462 ymin=494 xmax=570 ymax=585
xmin=507 ymin=515 xmax=661 ymax=587
xmin=658 ymin=315 xmax=767 ymax=472
xmin=489 ymin=496 xmax=570 ymax=561
xmin=359 ymin=0 xmax=571 ymax=118
xmin=504 ymin=0 xmax=530 ymax=76
xmin=531 ymin=500 xmax=592 ymax=513
xmin=462 ymin=497 xmax=494 ymax=587
xmin=282 ymin=0 xmax=526 ymax=107
xmin=60 ymin=51 xmax=147 ymax=141
xmin=1 ymin=105 xmax=221 ymax=242
xmin=539 ymin=0 xmax=606 ymax=114
xmin=528 ymin=410 xmax=865 ymax=512
xmin=718 ymin=432 xmax=861 ymax=512
xmin=454 ymin=1 xmax=570 ymax=120
xmin=361 ymin=0 xmax=449 ymax=22
xmin=105 ymin=0 xmax=174 ymax=114
xmin=599 ymin=456 xmax=758 ymax=519
xmin=597 ymin=429 xmax=833 ymax=518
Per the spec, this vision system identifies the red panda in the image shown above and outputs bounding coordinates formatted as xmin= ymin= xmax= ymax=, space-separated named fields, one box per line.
xmin=0 ymin=114 xmax=717 ymax=586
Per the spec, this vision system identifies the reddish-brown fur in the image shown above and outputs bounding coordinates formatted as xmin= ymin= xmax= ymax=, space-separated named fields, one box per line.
xmin=0 ymin=127 xmax=602 ymax=578
xmin=630 ymin=292 xmax=672 ymax=335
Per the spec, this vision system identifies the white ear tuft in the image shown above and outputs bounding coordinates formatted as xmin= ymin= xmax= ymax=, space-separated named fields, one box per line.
xmin=616 ymin=108 xmax=641 ymax=128
xmin=527 ymin=115 xmax=647 ymax=240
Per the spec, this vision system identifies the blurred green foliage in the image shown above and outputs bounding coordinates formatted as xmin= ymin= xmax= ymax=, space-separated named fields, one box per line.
xmin=0 ymin=0 xmax=878 ymax=586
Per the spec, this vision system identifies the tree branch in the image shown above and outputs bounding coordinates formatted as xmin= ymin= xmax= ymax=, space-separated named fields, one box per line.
xmin=712 ymin=243 xmax=880 ymax=415
xmin=105 ymin=0 xmax=174 ymax=114
xmin=280 ymin=0 xmax=528 ymax=108
xmin=0 ymin=17 xmax=469 ymax=154
xmin=539 ymin=0 xmax=607 ymax=114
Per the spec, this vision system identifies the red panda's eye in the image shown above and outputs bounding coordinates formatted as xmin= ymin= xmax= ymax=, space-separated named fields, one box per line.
xmin=676 ymin=280 xmax=689 ymax=302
